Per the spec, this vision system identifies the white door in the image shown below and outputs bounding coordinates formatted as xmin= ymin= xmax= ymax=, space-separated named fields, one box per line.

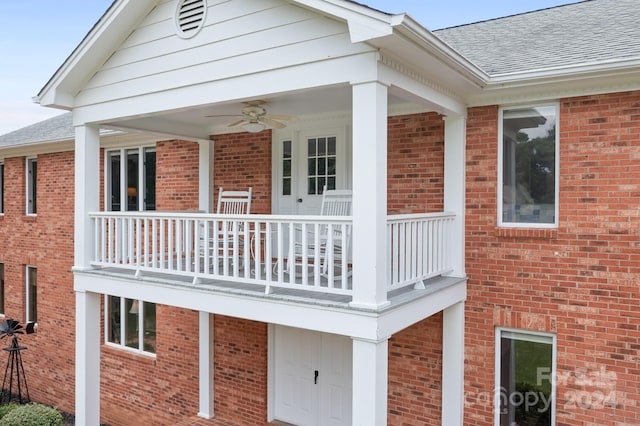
xmin=273 ymin=128 xmax=350 ymax=216
xmin=274 ymin=326 xmax=352 ymax=426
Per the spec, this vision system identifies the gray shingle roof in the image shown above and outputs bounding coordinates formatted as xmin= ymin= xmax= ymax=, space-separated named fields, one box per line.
xmin=0 ymin=112 xmax=74 ymax=148
xmin=434 ymin=0 xmax=640 ymax=76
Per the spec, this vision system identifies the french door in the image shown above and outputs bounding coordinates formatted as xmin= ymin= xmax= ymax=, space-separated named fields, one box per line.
xmin=273 ymin=128 xmax=350 ymax=215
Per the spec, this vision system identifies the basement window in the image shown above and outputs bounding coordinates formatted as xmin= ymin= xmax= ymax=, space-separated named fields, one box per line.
xmin=175 ymin=0 xmax=207 ymax=39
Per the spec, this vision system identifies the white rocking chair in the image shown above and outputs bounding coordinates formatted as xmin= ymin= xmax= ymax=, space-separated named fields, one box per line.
xmin=288 ymin=186 xmax=352 ymax=281
xmin=200 ymin=187 xmax=252 ymax=268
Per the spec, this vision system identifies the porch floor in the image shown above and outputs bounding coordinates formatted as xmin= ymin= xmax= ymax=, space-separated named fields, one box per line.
xmin=80 ymin=267 xmax=465 ymax=313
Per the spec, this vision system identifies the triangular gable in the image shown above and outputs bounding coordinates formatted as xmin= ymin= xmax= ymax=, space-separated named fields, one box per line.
xmin=36 ymin=0 xmax=403 ymax=111
xmin=73 ymin=0 xmax=375 ymax=111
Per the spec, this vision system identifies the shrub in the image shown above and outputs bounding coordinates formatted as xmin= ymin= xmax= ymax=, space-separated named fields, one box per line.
xmin=0 ymin=404 xmax=18 ymax=419
xmin=0 ymin=403 xmax=63 ymax=426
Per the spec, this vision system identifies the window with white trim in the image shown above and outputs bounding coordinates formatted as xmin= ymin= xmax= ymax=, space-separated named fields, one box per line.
xmin=106 ymin=147 xmax=156 ymax=212
xmin=26 ymin=157 xmax=37 ymax=215
xmin=496 ymin=329 xmax=555 ymax=426
xmin=499 ymin=105 xmax=559 ymax=227
xmin=25 ymin=266 xmax=37 ymax=323
xmin=106 ymin=296 xmax=156 ymax=354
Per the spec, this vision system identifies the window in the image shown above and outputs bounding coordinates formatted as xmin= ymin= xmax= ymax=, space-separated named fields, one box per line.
xmin=307 ymin=136 xmax=337 ymax=195
xmin=106 ymin=296 xmax=156 ymax=354
xmin=26 ymin=158 xmax=37 ymax=215
xmin=0 ymin=162 xmax=4 ymax=214
xmin=25 ymin=266 xmax=37 ymax=323
xmin=282 ymin=140 xmax=292 ymax=196
xmin=107 ymin=147 xmax=156 ymax=212
xmin=499 ymin=105 xmax=559 ymax=227
xmin=0 ymin=264 xmax=4 ymax=315
xmin=496 ymin=329 xmax=555 ymax=426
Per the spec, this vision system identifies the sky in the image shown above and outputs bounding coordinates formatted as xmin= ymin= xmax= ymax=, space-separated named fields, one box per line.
xmin=0 ymin=0 xmax=583 ymax=136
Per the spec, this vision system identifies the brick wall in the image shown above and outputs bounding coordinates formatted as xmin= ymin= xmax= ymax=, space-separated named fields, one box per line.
xmin=388 ymin=112 xmax=445 ymax=214
xmin=0 ymin=152 xmax=76 ymax=414
xmin=465 ymin=92 xmax=640 ymax=425
xmin=156 ymin=140 xmax=201 ymax=211
xmin=213 ymin=316 xmax=268 ymax=425
xmin=388 ymin=314 xmax=443 ymax=426
xmin=213 ymin=131 xmax=272 ymax=214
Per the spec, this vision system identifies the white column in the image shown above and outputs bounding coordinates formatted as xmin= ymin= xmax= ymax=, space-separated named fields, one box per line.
xmin=352 ymin=338 xmax=388 ymax=426
xmin=198 ymin=312 xmax=215 ymax=418
xmin=443 ymin=116 xmax=467 ymax=277
xmin=74 ymin=124 xmax=100 ymax=270
xmin=442 ymin=301 xmax=465 ymax=426
xmin=350 ymin=81 xmax=389 ymax=309
xmin=199 ymin=140 xmax=214 ymax=212
xmin=75 ymin=290 xmax=101 ymax=426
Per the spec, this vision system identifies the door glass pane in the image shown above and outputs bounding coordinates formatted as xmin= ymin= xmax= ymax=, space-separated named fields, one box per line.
xmin=109 ymin=152 xmax=121 ymax=211
xmin=308 ymin=139 xmax=317 ymax=156
xmin=307 ymin=136 xmax=337 ymax=194
xmin=283 ymin=179 xmax=291 ymax=196
xmin=318 ymin=158 xmax=326 ymax=175
xmin=328 ymin=137 xmax=336 ymax=155
xmin=318 ymin=137 xmax=326 ymax=156
xmin=283 ymin=140 xmax=292 ymax=159
xmin=327 ymin=158 xmax=336 ymax=176
xmin=126 ymin=150 xmax=139 ymax=211
xmin=282 ymin=141 xmax=292 ymax=196
xmin=144 ymin=148 xmax=156 ymax=211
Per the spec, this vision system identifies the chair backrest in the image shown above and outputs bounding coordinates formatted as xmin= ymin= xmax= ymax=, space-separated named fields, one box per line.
xmin=216 ymin=187 xmax=252 ymax=214
xmin=320 ymin=187 xmax=352 ymax=216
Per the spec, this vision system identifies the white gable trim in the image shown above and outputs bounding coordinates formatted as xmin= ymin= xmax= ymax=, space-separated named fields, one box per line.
xmin=36 ymin=0 xmax=158 ymax=109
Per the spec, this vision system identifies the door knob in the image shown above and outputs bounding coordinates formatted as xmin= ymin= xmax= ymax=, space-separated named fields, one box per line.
xmin=297 ymin=198 xmax=303 ymax=203
xmin=314 ymin=370 xmax=319 ymax=384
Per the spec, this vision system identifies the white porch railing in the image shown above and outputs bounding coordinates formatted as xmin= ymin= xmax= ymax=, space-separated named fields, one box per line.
xmin=89 ymin=212 xmax=455 ymax=298
xmin=386 ymin=213 xmax=455 ymax=291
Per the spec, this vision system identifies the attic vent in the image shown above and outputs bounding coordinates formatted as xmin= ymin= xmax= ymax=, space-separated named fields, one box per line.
xmin=175 ymin=0 xmax=207 ymax=39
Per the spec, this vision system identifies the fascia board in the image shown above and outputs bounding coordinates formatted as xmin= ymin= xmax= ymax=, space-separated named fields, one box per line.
xmin=388 ymin=15 xmax=489 ymax=89
xmin=36 ymin=0 xmax=158 ymax=109
xmin=487 ymin=57 xmax=640 ymax=87
xmin=291 ymin=0 xmax=394 ymax=42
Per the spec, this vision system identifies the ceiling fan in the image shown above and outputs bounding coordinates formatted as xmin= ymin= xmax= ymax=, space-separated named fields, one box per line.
xmin=206 ymin=100 xmax=296 ymax=133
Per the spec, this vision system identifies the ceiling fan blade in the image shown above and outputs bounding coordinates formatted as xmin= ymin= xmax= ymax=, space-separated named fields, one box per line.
xmin=205 ymin=114 xmax=243 ymax=118
xmin=261 ymin=117 xmax=287 ymax=129
xmin=227 ymin=119 xmax=249 ymax=127
xmin=264 ymin=114 xmax=297 ymax=121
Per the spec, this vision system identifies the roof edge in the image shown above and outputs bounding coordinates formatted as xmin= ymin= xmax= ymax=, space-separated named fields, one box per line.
xmin=36 ymin=0 xmax=158 ymax=110
xmin=389 ymin=14 xmax=490 ymax=88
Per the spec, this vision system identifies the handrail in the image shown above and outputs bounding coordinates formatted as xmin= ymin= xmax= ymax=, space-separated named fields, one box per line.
xmin=89 ymin=211 xmax=455 ymax=298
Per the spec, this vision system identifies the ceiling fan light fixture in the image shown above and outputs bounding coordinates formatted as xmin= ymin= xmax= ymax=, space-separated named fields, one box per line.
xmin=242 ymin=122 xmax=266 ymax=133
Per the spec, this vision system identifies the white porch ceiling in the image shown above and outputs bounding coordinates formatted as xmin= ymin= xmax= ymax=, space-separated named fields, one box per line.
xmin=102 ymin=83 xmax=421 ymax=140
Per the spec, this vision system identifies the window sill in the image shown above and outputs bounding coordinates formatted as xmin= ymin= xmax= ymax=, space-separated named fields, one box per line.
xmin=495 ymin=227 xmax=558 ymax=239
xmin=102 ymin=343 xmax=157 ymax=364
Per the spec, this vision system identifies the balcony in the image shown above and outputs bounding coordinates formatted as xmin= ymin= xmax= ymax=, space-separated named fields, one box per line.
xmin=89 ymin=211 xmax=456 ymax=302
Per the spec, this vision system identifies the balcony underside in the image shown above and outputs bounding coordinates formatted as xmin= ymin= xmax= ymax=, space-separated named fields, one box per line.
xmin=77 ymin=266 xmax=465 ymax=313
